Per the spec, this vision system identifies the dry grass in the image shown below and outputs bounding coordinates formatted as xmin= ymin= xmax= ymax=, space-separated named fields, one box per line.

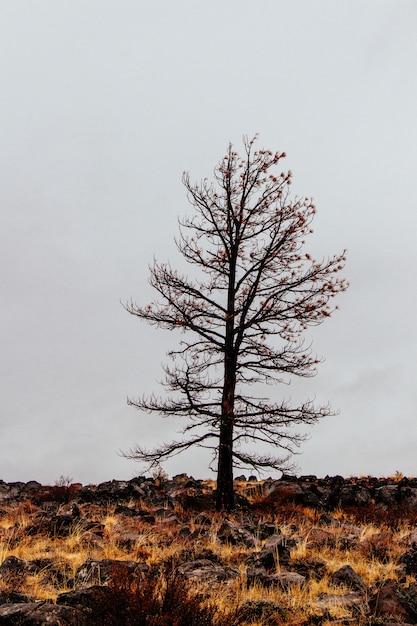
xmin=0 ymin=483 xmax=416 ymax=624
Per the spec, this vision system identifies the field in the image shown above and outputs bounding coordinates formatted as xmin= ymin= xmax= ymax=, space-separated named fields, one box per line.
xmin=1 ymin=475 xmax=417 ymax=624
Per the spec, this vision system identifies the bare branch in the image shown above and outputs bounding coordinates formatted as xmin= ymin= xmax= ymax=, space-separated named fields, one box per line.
xmin=123 ymin=135 xmax=348 ymax=510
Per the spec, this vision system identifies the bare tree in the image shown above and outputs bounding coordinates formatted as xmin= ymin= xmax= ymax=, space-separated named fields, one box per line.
xmin=124 ymin=136 xmax=348 ymax=510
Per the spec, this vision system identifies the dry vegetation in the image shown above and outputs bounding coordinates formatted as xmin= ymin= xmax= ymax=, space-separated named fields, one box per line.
xmin=1 ymin=479 xmax=417 ymax=625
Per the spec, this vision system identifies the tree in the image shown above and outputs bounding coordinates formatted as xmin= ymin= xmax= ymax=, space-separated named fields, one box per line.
xmin=124 ymin=136 xmax=348 ymax=511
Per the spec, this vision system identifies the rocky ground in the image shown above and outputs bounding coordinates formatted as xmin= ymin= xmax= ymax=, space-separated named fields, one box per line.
xmin=2 ymin=473 xmax=417 ymax=624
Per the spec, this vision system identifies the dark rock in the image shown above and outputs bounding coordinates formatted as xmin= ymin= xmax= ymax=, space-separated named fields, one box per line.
xmin=319 ymin=513 xmax=340 ymax=526
xmin=316 ymin=591 xmax=369 ymax=613
xmin=264 ymin=572 xmax=306 ymax=589
xmin=246 ymin=566 xmax=306 ymax=590
xmin=257 ymin=535 xmax=291 ymax=569
xmin=267 ymin=480 xmax=305 ymax=503
xmin=74 ymin=558 xmax=150 ymax=587
xmin=216 ymin=520 xmax=256 ymax=547
xmin=256 ymin=522 xmax=279 ymax=540
xmin=291 ymin=558 xmax=327 ymax=581
xmin=177 ymin=559 xmax=239 ymax=582
xmin=300 ymin=485 xmax=325 ymax=508
xmin=0 ymin=601 xmax=86 ymax=625
xmin=0 ymin=592 xmax=33 ymax=605
xmin=171 ymin=473 xmax=189 ymax=482
xmin=57 ymin=585 xmax=111 ymax=609
xmin=21 ymin=481 xmax=43 ymax=494
xmin=306 ymin=527 xmax=335 ymax=548
xmin=246 ymin=565 xmax=268 ymax=587
xmin=401 ymin=547 xmax=417 ymax=575
xmin=339 ymin=483 xmax=371 ymax=507
xmin=405 ymin=528 xmax=417 ymax=547
xmin=330 ymin=565 xmax=366 ymax=592
xmin=299 ymin=475 xmax=317 ymax=482
xmin=374 ymin=484 xmax=399 ymax=506
xmin=113 ymin=505 xmax=140 ymax=517
xmin=371 ymin=579 xmax=417 ymax=622
xmin=0 ymin=557 xmax=27 ymax=583
xmin=359 ymin=531 xmax=392 ymax=562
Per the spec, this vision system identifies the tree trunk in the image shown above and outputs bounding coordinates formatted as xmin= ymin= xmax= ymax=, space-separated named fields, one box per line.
xmin=216 ymin=223 xmax=239 ymax=511
xmin=216 ymin=347 xmax=236 ymax=510
xmin=216 ymin=392 xmax=235 ymax=511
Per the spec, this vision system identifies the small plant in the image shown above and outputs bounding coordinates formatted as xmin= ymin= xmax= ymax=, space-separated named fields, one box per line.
xmin=152 ymin=466 xmax=169 ymax=490
xmin=81 ymin=564 xmax=221 ymax=626
xmin=54 ymin=475 xmax=74 ymax=488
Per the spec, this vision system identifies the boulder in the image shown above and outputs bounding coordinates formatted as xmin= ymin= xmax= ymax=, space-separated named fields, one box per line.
xmin=177 ymin=559 xmax=239 ymax=583
xmin=264 ymin=572 xmax=306 ymax=589
xmin=0 ymin=557 xmax=27 ymax=584
xmin=255 ymin=521 xmax=279 ymax=540
xmin=330 ymin=565 xmax=366 ymax=593
xmin=0 ymin=602 xmax=86 ymax=625
xmin=291 ymin=557 xmax=327 ymax=581
xmin=371 ymin=579 xmax=417 ymax=622
xmin=57 ymin=585 xmax=112 ymax=609
xmin=73 ymin=558 xmax=151 ymax=587
xmin=257 ymin=535 xmax=291 ymax=569
xmin=306 ymin=527 xmax=335 ymax=548
xmin=401 ymin=547 xmax=417 ymax=575
xmin=316 ymin=591 xmax=369 ymax=613
xmin=253 ymin=535 xmax=295 ymax=570
xmin=216 ymin=520 xmax=256 ymax=548
xmin=0 ymin=592 xmax=33 ymax=605
xmin=267 ymin=480 xmax=305 ymax=503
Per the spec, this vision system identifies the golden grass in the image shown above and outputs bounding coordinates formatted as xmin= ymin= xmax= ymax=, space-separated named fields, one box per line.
xmin=0 ymin=485 xmax=416 ymax=624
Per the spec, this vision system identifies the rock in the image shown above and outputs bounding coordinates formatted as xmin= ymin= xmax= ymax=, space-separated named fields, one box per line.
xmin=216 ymin=520 xmax=256 ymax=548
xmin=256 ymin=535 xmax=292 ymax=570
xmin=57 ymin=585 xmax=112 ymax=609
xmin=171 ymin=473 xmax=189 ymax=483
xmin=401 ymin=547 xmax=417 ymax=575
xmin=263 ymin=534 xmax=296 ymax=550
xmin=316 ymin=591 xmax=369 ymax=613
xmin=112 ymin=504 xmax=139 ymax=517
xmin=73 ymin=558 xmax=151 ymax=587
xmin=331 ymin=565 xmax=366 ymax=592
xmin=177 ymin=559 xmax=239 ymax=583
xmin=246 ymin=566 xmax=268 ymax=587
xmin=359 ymin=531 xmax=392 ymax=562
xmin=267 ymin=480 xmax=305 ymax=503
xmin=338 ymin=483 xmax=371 ymax=507
xmin=0 ymin=557 xmax=27 ymax=583
xmin=374 ymin=484 xmax=399 ymax=506
xmin=371 ymin=579 xmax=417 ymax=622
xmin=264 ymin=572 xmax=306 ymax=589
xmin=306 ymin=527 xmax=335 ymax=548
xmin=319 ymin=513 xmax=340 ymax=526
xmin=0 ymin=602 xmax=86 ymax=625
xmin=255 ymin=521 xmax=279 ymax=540
xmin=291 ymin=558 xmax=327 ymax=581
xmin=0 ymin=592 xmax=33 ymax=605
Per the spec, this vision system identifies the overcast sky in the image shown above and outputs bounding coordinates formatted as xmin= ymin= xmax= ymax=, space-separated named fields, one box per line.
xmin=1 ymin=1 xmax=417 ymax=485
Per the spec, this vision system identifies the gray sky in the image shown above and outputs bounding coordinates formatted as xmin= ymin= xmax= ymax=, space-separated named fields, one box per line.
xmin=1 ymin=1 xmax=417 ymax=484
